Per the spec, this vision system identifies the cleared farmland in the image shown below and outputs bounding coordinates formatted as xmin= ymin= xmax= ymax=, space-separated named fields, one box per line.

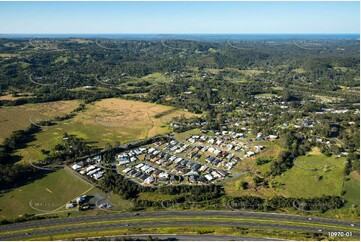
xmin=15 ymin=98 xmax=197 ymax=162
xmin=0 ymin=100 xmax=81 ymax=143
xmin=274 ymin=153 xmax=346 ymax=198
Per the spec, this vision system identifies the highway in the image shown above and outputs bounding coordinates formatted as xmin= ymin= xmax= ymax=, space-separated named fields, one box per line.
xmin=73 ymin=233 xmax=283 ymax=241
xmin=0 ymin=210 xmax=359 ymax=240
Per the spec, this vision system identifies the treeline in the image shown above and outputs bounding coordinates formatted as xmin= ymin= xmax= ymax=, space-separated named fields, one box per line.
xmin=99 ymin=172 xmax=151 ymax=199
xmin=158 ymin=184 xmax=225 ymax=202
xmin=228 ymin=195 xmax=344 ymax=212
xmin=99 ymin=171 xmax=224 ymax=203
xmin=153 ymin=107 xmax=177 ymax=119
xmin=0 ymin=103 xmax=89 ymax=191
xmin=44 ymin=133 xmax=96 ymax=164
xmin=0 ymin=102 xmax=87 ymax=165
xmin=267 ymin=131 xmax=311 ymax=176
xmin=0 ymin=87 xmax=144 ymax=107
xmin=0 ymin=163 xmax=44 ymax=190
xmin=100 ymin=170 xmax=344 ymax=213
xmin=0 ymin=214 xmax=58 ymax=226
xmin=0 ymin=124 xmax=48 ymax=190
xmin=0 ymin=124 xmax=41 ymax=163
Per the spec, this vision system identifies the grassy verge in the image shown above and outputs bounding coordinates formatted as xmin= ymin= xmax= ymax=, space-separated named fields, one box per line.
xmin=26 ymin=226 xmax=359 ymax=241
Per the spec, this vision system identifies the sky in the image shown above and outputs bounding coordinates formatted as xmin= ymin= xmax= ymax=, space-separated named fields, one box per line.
xmin=0 ymin=1 xmax=359 ymax=34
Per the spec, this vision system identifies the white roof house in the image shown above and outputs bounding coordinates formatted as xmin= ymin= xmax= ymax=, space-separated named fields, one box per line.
xmin=199 ymin=165 xmax=208 ymax=172
xmin=119 ymin=159 xmax=130 ymax=165
xmin=144 ymin=176 xmax=155 ymax=184
xmin=85 ymin=165 xmax=96 ymax=172
xmin=214 ymin=149 xmax=221 ymax=155
xmin=205 ymin=174 xmax=214 ymax=181
xmin=93 ymin=171 xmax=105 ymax=180
xmin=72 ymin=164 xmax=82 ymax=170
xmin=170 ymin=140 xmax=178 ymax=145
xmin=123 ymin=168 xmax=132 ymax=174
xmin=225 ymin=162 xmax=235 ymax=170
xmin=158 ymin=172 xmax=169 ymax=178
xmin=87 ymin=168 xmax=99 ymax=176
xmin=134 ymin=149 xmax=142 ymax=155
xmin=141 ymin=164 xmax=151 ymax=171
xmin=66 ymin=203 xmax=75 ymax=209
xmin=188 ymin=138 xmax=196 ymax=143
xmin=76 ymin=195 xmax=87 ymax=203
xmin=145 ymin=167 xmax=155 ymax=174
xmin=211 ymin=171 xmax=221 ymax=178
xmin=139 ymin=147 xmax=147 ymax=152
xmin=246 ymin=151 xmax=255 ymax=156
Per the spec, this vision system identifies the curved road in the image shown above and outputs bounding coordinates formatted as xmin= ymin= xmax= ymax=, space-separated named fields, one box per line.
xmin=0 ymin=211 xmax=358 ymax=240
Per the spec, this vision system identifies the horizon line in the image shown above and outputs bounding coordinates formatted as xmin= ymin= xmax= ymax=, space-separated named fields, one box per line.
xmin=1 ymin=33 xmax=360 ymax=35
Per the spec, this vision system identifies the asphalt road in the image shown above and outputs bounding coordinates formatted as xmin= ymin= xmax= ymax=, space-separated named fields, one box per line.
xmin=75 ymin=233 xmax=284 ymax=241
xmin=0 ymin=210 xmax=359 ymax=240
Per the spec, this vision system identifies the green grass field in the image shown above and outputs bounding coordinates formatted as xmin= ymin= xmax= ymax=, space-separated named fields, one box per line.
xmin=319 ymin=171 xmax=360 ymax=221
xmin=107 ymin=193 xmax=134 ymax=212
xmin=342 ymin=171 xmax=360 ymax=208
xmin=138 ymin=192 xmax=181 ymax=202
xmin=141 ymin=72 xmax=172 ymax=83
xmin=173 ymin=128 xmax=201 ymax=141
xmin=274 ymin=154 xmax=347 ymax=198
xmin=0 ymin=169 xmax=92 ymax=219
xmin=224 ymin=147 xmax=350 ymax=200
xmin=322 ymin=170 xmax=360 ymax=221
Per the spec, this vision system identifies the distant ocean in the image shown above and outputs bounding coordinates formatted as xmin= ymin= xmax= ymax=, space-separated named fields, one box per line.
xmin=0 ymin=33 xmax=359 ymax=41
